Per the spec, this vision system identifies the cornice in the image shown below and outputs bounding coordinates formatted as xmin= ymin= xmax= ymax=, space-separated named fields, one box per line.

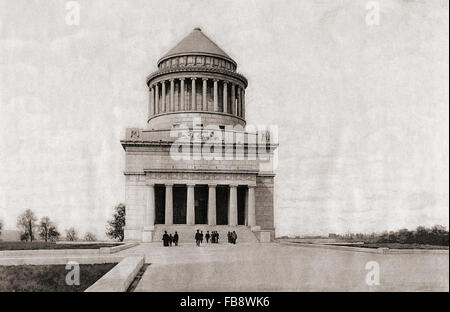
xmin=146 ymin=66 xmax=248 ymax=87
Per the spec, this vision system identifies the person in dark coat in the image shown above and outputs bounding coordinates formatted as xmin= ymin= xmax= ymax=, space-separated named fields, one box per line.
xmin=173 ymin=231 xmax=179 ymax=246
xmin=205 ymin=231 xmax=210 ymax=243
xmin=227 ymin=231 xmax=231 ymax=243
xmin=215 ymin=231 xmax=219 ymax=244
xmin=200 ymin=231 xmax=204 ymax=244
xmin=232 ymin=231 xmax=237 ymax=244
xmin=195 ymin=229 xmax=200 ymax=247
xmin=162 ymin=231 xmax=170 ymax=247
xmin=169 ymin=234 xmax=173 ymax=247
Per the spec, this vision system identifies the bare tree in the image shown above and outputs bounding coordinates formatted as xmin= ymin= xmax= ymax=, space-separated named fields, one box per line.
xmin=65 ymin=227 xmax=78 ymax=241
xmin=84 ymin=232 xmax=97 ymax=242
xmin=17 ymin=209 xmax=37 ymax=242
xmin=39 ymin=217 xmax=60 ymax=242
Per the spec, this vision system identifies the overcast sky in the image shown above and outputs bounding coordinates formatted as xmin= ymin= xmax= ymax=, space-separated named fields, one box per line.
xmin=0 ymin=0 xmax=448 ymax=238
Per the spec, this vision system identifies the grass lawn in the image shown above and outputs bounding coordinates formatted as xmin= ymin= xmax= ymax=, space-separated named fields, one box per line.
xmin=0 ymin=263 xmax=116 ymax=292
xmin=0 ymin=241 xmax=122 ymax=251
xmin=332 ymin=243 xmax=449 ymax=250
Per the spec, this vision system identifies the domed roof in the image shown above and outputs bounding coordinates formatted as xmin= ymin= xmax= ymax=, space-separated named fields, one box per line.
xmin=158 ymin=28 xmax=236 ymax=65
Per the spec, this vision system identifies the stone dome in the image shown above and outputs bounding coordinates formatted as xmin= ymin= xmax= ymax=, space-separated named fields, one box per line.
xmin=146 ymin=29 xmax=248 ymax=130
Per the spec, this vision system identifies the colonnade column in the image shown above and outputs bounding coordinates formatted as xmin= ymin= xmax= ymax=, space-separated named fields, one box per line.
xmin=143 ymin=182 xmax=155 ymax=242
xmin=155 ymin=83 xmax=159 ymax=114
xmin=191 ymin=78 xmax=196 ymax=110
xmin=231 ymin=84 xmax=236 ymax=115
xmin=161 ymin=80 xmax=166 ymax=112
xmin=186 ymin=183 xmax=195 ymax=225
xmin=213 ymin=79 xmax=218 ymax=112
xmin=237 ymin=86 xmax=241 ymax=117
xmin=180 ymin=78 xmax=185 ymax=110
xmin=247 ymin=186 xmax=256 ymax=227
xmin=223 ymin=82 xmax=228 ymax=113
xmin=202 ymin=78 xmax=207 ymax=111
xmin=149 ymin=86 xmax=154 ymax=118
xmin=228 ymin=184 xmax=238 ymax=226
xmin=170 ymin=79 xmax=175 ymax=112
xmin=208 ymin=184 xmax=217 ymax=225
xmin=242 ymin=89 xmax=245 ymax=119
xmin=165 ymin=183 xmax=173 ymax=225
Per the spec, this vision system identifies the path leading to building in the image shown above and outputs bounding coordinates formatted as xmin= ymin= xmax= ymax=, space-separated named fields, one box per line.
xmin=117 ymin=242 xmax=449 ymax=291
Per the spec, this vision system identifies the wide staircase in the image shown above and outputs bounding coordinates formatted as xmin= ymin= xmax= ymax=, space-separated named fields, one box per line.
xmin=153 ymin=225 xmax=259 ymax=244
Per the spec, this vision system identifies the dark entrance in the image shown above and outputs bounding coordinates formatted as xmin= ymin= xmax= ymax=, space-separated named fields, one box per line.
xmin=173 ymin=185 xmax=187 ymax=224
xmin=155 ymin=184 xmax=165 ymax=224
xmin=195 ymin=185 xmax=208 ymax=224
xmin=216 ymin=185 xmax=229 ymax=225
xmin=237 ymin=186 xmax=246 ymax=225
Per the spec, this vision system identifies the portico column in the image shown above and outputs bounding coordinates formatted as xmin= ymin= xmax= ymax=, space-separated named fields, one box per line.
xmin=180 ymin=78 xmax=185 ymax=110
xmin=208 ymin=184 xmax=216 ymax=225
xmin=248 ymin=186 xmax=256 ymax=227
xmin=142 ymin=182 xmax=155 ymax=242
xmin=213 ymin=79 xmax=218 ymax=112
xmin=165 ymin=183 xmax=173 ymax=225
xmin=202 ymin=78 xmax=207 ymax=111
xmin=155 ymin=83 xmax=159 ymax=114
xmin=186 ymin=183 xmax=195 ymax=225
xmin=231 ymin=83 xmax=236 ymax=115
xmin=161 ymin=80 xmax=166 ymax=112
xmin=191 ymin=78 xmax=196 ymax=110
xmin=223 ymin=82 xmax=228 ymax=113
xmin=170 ymin=79 xmax=175 ymax=112
xmin=228 ymin=184 xmax=238 ymax=226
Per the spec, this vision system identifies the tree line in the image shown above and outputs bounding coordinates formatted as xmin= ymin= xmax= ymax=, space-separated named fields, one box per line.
xmin=0 ymin=203 xmax=125 ymax=242
xmin=333 ymin=225 xmax=449 ymax=246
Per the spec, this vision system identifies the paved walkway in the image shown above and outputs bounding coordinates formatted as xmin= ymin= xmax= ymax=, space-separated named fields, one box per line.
xmin=117 ymin=242 xmax=449 ymax=291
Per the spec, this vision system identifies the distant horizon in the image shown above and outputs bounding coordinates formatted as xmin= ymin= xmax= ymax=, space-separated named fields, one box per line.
xmin=1 ymin=220 xmax=448 ymax=241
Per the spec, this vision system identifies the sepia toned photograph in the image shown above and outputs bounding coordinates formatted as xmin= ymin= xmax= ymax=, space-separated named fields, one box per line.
xmin=0 ymin=0 xmax=448 ymax=303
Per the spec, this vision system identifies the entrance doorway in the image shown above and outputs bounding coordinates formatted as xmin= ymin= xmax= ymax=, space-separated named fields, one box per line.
xmin=173 ymin=185 xmax=187 ymax=224
xmin=154 ymin=184 xmax=165 ymax=224
xmin=216 ymin=185 xmax=229 ymax=225
xmin=195 ymin=185 xmax=208 ymax=224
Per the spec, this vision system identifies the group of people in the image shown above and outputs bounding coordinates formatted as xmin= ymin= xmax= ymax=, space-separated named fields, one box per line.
xmin=194 ymin=230 xmax=221 ymax=246
xmin=161 ymin=229 xmax=238 ymax=247
xmin=227 ymin=231 xmax=238 ymax=244
xmin=161 ymin=231 xmax=179 ymax=247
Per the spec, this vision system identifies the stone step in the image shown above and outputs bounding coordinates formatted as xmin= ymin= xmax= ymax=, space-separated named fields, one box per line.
xmin=153 ymin=225 xmax=259 ymax=244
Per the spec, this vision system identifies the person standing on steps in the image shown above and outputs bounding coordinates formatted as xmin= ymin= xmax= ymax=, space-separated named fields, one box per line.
xmin=200 ymin=231 xmax=204 ymax=245
xmin=173 ymin=231 xmax=179 ymax=246
xmin=169 ymin=233 xmax=173 ymax=247
xmin=162 ymin=231 xmax=170 ymax=247
xmin=195 ymin=229 xmax=201 ymax=247
xmin=216 ymin=231 xmax=220 ymax=244
xmin=205 ymin=231 xmax=210 ymax=244
xmin=232 ymin=231 xmax=237 ymax=244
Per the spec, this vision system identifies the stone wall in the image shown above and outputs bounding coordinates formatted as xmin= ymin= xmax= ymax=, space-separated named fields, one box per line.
xmin=125 ymin=148 xmax=260 ymax=173
xmin=148 ymin=111 xmax=245 ymax=130
xmin=255 ymin=175 xmax=274 ymax=230
xmin=124 ymin=174 xmax=147 ymax=241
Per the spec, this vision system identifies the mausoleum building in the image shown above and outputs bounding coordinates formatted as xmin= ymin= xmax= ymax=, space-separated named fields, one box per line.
xmin=121 ymin=28 xmax=277 ymax=242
